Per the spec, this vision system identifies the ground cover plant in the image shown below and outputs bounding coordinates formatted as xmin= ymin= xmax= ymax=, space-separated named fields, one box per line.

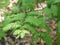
xmin=0 ymin=0 xmax=60 ymax=45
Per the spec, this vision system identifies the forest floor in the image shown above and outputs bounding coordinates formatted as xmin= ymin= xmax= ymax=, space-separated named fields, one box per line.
xmin=0 ymin=0 xmax=57 ymax=45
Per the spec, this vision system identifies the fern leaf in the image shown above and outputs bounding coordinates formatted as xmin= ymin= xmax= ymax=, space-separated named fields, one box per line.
xmin=3 ymin=22 xmax=21 ymax=32
xmin=41 ymin=32 xmax=52 ymax=45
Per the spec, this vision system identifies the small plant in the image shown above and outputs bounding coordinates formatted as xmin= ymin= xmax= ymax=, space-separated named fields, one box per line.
xmin=0 ymin=0 xmax=60 ymax=45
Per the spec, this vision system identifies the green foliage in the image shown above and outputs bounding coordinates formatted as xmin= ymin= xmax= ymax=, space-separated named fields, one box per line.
xmin=51 ymin=5 xmax=58 ymax=17
xmin=3 ymin=22 xmax=21 ymax=32
xmin=12 ymin=6 xmax=20 ymax=14
xmin=57 ymin=5 xmax=60 ymax=45
xmin=53 ymin=0 xmax=60 ymax=4
xmin=13 ymin=29 xmax=30 ymax=38
xmin=3 ymin=13 xmax=25 ymax=25
xmin=25 ymin=16 xmax=40 ymax=26
xmin=37 ymin=0 xmax=45 ymax=3
xmin=57 ymin=21 xmax=60 ymax=45
xmin=0 ymin=0 xmax=9 ymax=8
xmin=0 ymin=0 xmax=60 ymax=45
xmin=0 ymin=30 xmax=6 ymax=39
xmin=43 ymin=8 xmax=53 ymax=19
xmin=41 ymin=32 xmax=52 ymax=45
